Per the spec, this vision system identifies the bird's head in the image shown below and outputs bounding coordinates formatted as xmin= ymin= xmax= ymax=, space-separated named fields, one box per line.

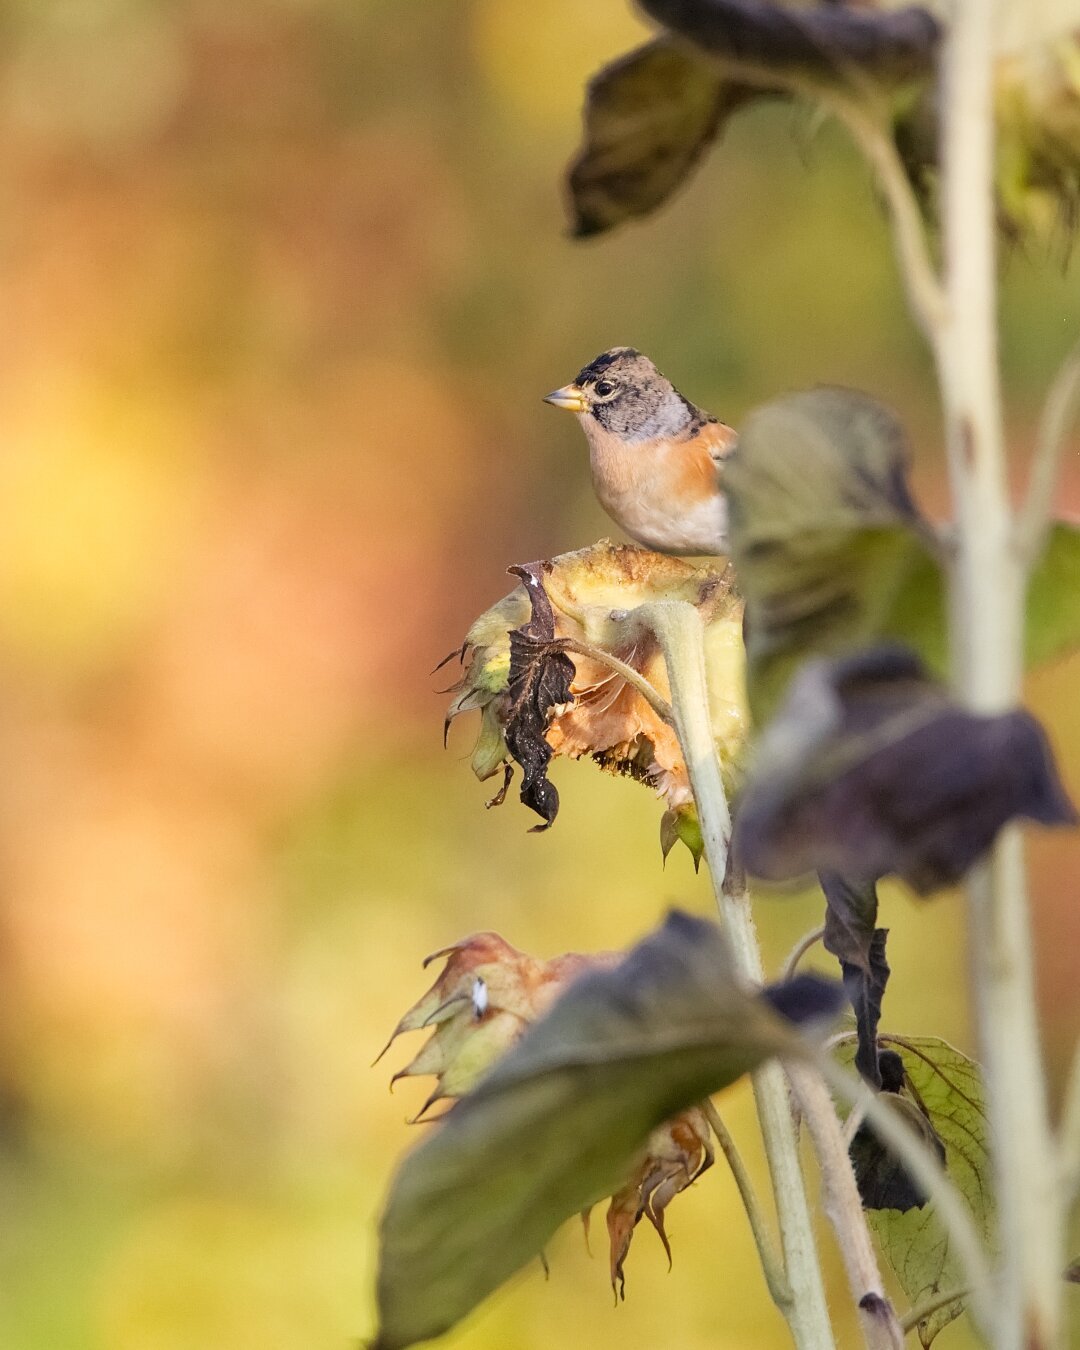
xmin=544 ymin=347 xmax=696 ymax=443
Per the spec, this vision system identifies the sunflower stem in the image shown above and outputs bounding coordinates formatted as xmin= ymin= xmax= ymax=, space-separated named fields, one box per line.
xmin=642 ymin=599 xmax=836 ymax=1350
xmin=935 ymin=6 xmax=1064 ymax=1345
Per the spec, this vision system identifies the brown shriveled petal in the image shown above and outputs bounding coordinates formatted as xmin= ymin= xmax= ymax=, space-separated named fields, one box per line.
xmin=374 ymin=931 xmax=539 ymax=1064
xmin=606 ymin=1106 xmax=714 ymax=1299
xmin=381 ymin=934 xmax=625 ymax=1106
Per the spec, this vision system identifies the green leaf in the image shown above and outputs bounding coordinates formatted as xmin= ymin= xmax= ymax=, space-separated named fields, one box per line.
xmin=725 ymin=387 xmax=946 ymax=723
xmin=840 ymin=1035 xmax=995 ymax=1348
xmin=568 ymin=38 xmax=778 ymax=237
xmin=1026 ymin=519 xmax=1080 ymax=669
xmin=373 ymin=911 xmax=843 ymax=1350
xmin=725 ymin=388 xmax=1080 ymax=723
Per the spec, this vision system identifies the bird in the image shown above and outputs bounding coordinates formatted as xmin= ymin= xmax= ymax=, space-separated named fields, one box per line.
xmin=543 ymin=347 xmax=737 ymax=556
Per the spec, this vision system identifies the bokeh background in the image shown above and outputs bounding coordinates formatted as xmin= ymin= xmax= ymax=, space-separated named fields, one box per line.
xmin=0 ymin=2 xmax=1076 ymax=1347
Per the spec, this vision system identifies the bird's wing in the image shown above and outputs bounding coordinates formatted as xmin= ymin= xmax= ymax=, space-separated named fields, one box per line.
xmin=698 ymin=420 xmax=738 ymax=474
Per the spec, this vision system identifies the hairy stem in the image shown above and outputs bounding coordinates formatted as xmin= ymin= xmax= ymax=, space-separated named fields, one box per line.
xmin=788 ymin=1064 xmax=904 ymax=1350
xmin=703 ymin=1099 xmax=793 ymax=1310
xmin=815 ymin=1053 xmax=995 ymax=1330
xmin=642 ymin=599 xmax=836 ymax=1350
xmin=937 ymin=6 xmax=1063 ymax=1346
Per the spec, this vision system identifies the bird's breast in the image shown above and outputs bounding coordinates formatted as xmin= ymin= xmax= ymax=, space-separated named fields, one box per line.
xmin=587 ymin=430 xmax=728 ymax=555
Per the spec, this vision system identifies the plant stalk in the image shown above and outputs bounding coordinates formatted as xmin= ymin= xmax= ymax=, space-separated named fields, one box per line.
xmin=787 ymin=1063 xmax=904 ymax=1350
xmin=938 ymin=5 xmax=1063 ymax=1346
xmin=643 ymin=600 xmax=836 ymax=1350
xmin=703 ymin=1099 xmax=793 ymax=1310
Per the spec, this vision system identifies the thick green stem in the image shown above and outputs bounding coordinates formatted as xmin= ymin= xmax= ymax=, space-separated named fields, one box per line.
xmin=938 ymin=6 xmax=1063 ymax=1346
xmin=641 ymin=600 xmax=836 ymax=1350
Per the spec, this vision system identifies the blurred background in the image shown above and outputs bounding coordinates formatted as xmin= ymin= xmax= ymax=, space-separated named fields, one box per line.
xmin=0 ymin=1 xmax=1075 ymax=1347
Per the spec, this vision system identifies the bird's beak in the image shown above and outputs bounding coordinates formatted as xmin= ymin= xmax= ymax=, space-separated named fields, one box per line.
xmin=543 ymin=383 xmax=588 ymax=413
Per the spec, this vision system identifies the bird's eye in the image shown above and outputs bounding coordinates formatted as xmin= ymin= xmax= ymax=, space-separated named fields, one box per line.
xmin=593 ymin=379 xmax=616 ymax=398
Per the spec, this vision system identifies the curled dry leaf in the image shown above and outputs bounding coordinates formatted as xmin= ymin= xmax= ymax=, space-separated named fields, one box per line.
xmin=374 ymin=911 xmax=844 ymax=1350
xmin=820 ymin=873 xmax=889 ymax=1087
xmin=848 ymin=1048 xmax=946 ymax=1214
xmin=444 ymin=541 xmax=746 ymax=856
xmin=604 ymin=1106 xmax=714 ymax=1299
xmin=378 ymin=922 xmax=715 ymax=1302
xmin=568 ymin=36 xmax=781 ymax=237
xmin=584 ymin=0 xmax=1080 ymax=246
xmin=734 ymin=644 xmax=1078 ymax=895
xmin=639 ymin=0 xmax=941 ymax=89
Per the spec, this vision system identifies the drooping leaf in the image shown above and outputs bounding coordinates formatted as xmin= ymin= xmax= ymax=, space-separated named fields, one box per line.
xmin=734 ymin=645 xmax=1077 ymax=894
xmin=848 ymin=1048 xmax=946 ymax=1213
xmin=568 ymin=37 xmax=780 ymax=237
xmin=840 ymin=1036 xmax=995 ymax=1347
xmin=724 ymin=386 xmax=947 ymax=722
xmin=726 ymin=389 xmax=1080 ymax=724
xmin=383 ymin=935 xmax=719 ymax=1290
xmin=639 ymin=0 xmax=941 ymax=89
xmin=820 ymin=874 xmax=889 ymax=1086
xmin=373 ymin=911 xmax=843 ymax=1350
xmin=445 ymin=542 xmax=746 ymax=849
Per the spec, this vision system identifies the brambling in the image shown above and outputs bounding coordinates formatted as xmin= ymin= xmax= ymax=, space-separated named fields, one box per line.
xmin=544 ymin=347 xmax=736 ymax=555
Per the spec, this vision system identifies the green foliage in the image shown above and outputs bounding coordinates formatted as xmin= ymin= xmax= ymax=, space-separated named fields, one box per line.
xmin=726 ymin=387 xmax=1080 ymax=724
xmin=373 ymin=912 xmax=842 ymax=1350
xmin=1026 ymin=520 xmax=1080 ymax=668
xmin=725 ymin=386 xmax=942 ymax=722
xmin=841 ymin=1036 xmax=996 ymax=1348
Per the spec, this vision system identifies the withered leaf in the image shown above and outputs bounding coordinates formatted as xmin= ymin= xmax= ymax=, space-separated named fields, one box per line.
xmin=840 ymin=1036 xmax=995 ymax=1347
xmin=505 ymin=563 xmax=575 ymax=831
xmin=605 ymin=1106 xmax=714 ymax=1298
xmin=568 ymin=36 xmax=778 ymax=237
xmin=734 ymin=645 xmax=1077 ymax=894
xmin=639 ymin=0 xmax=941 ymax=90
xmin=373 ymin=911 xmax=843 ymax=1350
xmin=848 ymin=1049 xmax=946 ymax=1213
xmin=821 ymin=873 xmax=889 ymax=1087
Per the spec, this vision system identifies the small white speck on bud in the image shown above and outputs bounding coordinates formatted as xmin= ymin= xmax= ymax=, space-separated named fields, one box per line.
xmin=471 ymin=977 xmax=489 ymax=1018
